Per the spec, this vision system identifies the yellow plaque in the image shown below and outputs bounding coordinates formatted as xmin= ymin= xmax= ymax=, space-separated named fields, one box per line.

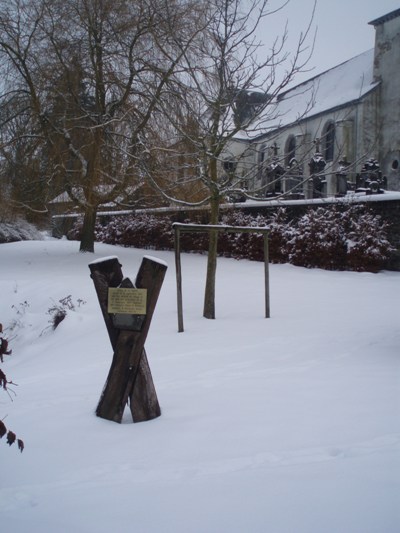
xmin=107 ymin=288 xmax=147 ymax=315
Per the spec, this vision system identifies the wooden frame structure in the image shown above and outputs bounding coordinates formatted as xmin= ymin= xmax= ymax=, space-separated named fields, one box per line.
xmin=89 ymin=256 xmax=166 ymax=423
xmin=173 ymin=222 xmax=270 ymax=332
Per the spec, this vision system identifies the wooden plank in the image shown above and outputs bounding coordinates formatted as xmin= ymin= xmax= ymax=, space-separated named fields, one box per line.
xmin=96 ymin=328 xmax=140 ymax=422
xmin=126 ymin=257 xmax=167 ymax=422
xmin=129 ymin=353 xmax=161 ymax=422
xmin=89 ymin=256 xmax=164 ymax=423
xmin=174 ymin=225 xmax=184 ymax=332
xmin=172 ymin=222 xmax=269 ymax=235
xmin=89 ymin=257 xmax=123 ymax=347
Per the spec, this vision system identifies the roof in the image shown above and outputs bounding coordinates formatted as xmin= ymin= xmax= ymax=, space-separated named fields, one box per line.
xmin=369 ymin=8 xmax=400 ymax=26
xmin=236 ymin=48 xmax=378 ymax=140
xmin=49 ymin=184 xmax=141 ymax=204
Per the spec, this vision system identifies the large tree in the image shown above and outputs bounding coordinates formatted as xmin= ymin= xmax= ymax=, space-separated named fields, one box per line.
xmin=0 ymin=0 xmax=205 ymax=251
xmin=147 ymin=0 xmax=315 ymax=318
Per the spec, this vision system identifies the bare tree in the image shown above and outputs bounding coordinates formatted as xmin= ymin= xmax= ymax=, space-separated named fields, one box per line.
xmin=147 ymin=0 xmax=315 ymax=318
xmin=0 ymin=94 xmax=46 ymax=221
xmin=0 ymin=0 xmax=206 ymax=251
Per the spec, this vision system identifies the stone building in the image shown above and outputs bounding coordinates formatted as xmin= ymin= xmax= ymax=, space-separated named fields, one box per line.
xmin=227 ymin=8 xmax=400 ymax=198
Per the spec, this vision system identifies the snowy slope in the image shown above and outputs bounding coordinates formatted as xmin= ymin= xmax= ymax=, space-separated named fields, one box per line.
xmin=1 ymin=239 xmax=399 ymax=533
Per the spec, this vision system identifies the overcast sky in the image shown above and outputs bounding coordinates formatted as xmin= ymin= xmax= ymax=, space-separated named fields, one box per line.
xmin=256 ymin=0 xmax=400 ymax=86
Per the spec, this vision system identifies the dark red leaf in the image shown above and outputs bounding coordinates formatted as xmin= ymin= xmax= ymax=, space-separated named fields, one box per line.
xmin=0 ymin=338 xmax=12 ymax=357
xmin=17 ymin=439 xmax=24 ymax=452
xmin=0 ymin=420 xmax=6 ymax=438
xmin=6 ymin=430 xmax=16 ymax=446
xmin=0 ymin=369 xmax=8 ymax=389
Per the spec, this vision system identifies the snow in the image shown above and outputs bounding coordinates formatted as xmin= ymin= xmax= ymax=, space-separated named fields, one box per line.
xmin=1 ymin=239 xmax=399 ymax=533
xmin=143 ymin=255 xmax=169 ymax=267
xmin=88 ymin=255 xmax=120 ymax=265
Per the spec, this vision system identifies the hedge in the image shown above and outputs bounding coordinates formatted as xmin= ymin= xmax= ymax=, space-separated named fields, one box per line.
xmin=68 ymin=205 xmax=395 ymax=272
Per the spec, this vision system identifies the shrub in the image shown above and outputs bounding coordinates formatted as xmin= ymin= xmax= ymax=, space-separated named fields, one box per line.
xmin=67 ymin=205 xmax=395 ymax=272
xmin=343 ymin=207 xmax=395 ymax=272
xmin=264 ymin=209 xmax=292 ymax=264
xmin=46 ymin=295 xmax=87 ymax=331
xmin=0 ymin=323 xmax=24 ymax=452
xmin=287 ymin=207 xmax=348 ymax=270
xmin=0 ymin=219 xmax=42 ymax=244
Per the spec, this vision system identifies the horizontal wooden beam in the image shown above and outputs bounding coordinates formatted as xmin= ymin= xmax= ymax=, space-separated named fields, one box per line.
xmin=172 ymin=222 xmax=269 ymax=235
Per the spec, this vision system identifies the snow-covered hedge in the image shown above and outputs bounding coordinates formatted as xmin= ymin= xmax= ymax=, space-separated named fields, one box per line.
xmin=68 ymin=205 xmax=395 ymax=272
xmin=0 ymin=219 xmax=43 ymax=243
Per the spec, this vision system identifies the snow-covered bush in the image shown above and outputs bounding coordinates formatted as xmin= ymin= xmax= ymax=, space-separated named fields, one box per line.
xmin=177 ymin=219 xmax=209 ymax=254
xmin=287 ymin=207 xmax=348 ymax=270
xmin=69 ymin=214 xmax=174 ymax=249
xmin=219 ymin=211 xmax=262 ymax=260
xmin=343 ymin=207 xmax=395 ymax=272
xmin=263 ymin=209 xmax=292 ymax=264
xmin=68 ymin=217 xmax=109 ymax=243
xmin=0 ymin=218 xmax=43 ymax=243
xmin=219 ymin=209 xmax=293 ymax=263
xmin=285 ymin=205 xmax=394 ymax=271
xmin=67 ymin=205 xmax=395 ymax=272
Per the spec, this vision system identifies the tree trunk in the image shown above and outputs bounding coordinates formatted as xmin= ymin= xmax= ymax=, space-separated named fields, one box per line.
xmin=203 ymin=192 xmax=220 ymax=319
xmin=79 ymin=204 xmax=97 ymax=253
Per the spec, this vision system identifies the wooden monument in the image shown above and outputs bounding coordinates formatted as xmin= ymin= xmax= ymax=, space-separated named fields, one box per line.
xmin=89 ymin=255 xmax=167 ymax=423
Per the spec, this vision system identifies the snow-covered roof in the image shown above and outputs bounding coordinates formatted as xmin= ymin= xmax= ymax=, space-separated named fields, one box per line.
xmin=49 ymin=190 xmax=76 ymax=204
xmin=237 ymin=48 xmax=378 ymax=140
xmin=49 ymin=184 xmax=141 ymax=204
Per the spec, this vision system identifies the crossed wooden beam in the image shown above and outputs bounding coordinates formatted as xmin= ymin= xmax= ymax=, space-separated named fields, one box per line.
xmin=89 ymin=255 xmax=167 ymax=423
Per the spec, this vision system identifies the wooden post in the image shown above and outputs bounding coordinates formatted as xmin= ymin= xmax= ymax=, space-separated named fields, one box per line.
xmin=89 ymin=256 xmax=166 ymax=423
xmin=263 ymin=234 xmax=270 ymax=318
xmin=174 ymin=225 xmax=184 ymax=333
xmin=89 ymin=256 xmax=123 ymax=347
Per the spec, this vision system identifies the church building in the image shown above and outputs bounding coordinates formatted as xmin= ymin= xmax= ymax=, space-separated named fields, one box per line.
xmin=229 ymin=8 xmax=400 ymax=199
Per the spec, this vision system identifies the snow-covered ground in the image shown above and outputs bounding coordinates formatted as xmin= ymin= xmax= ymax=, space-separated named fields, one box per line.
xmin=1 ymin=239 xmax=399 ymax=533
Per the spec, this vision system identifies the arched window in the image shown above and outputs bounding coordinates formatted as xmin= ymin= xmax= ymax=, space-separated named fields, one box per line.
xmin=323 ymin=122 xmax=335 ymax=161
xmin=258 ymin=143 xmax=266 ymax=165
xmin=257 ymin=143 xmax=267 ymax=184
xmin=285 ymin=135 xmax=296 ymax=167
xmin=223 ymin=159 xmax=236 ymax=174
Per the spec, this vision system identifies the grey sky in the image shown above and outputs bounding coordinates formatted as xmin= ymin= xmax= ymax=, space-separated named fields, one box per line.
xmin=257 ymin=0 xmax=400 ymax=86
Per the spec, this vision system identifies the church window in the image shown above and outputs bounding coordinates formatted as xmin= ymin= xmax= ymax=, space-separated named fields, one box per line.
xmin=323 ymin=122 xmax=335 ymax=161
xmin=259 ymin=143 xmax=266 ymax=164
xmin=285 ymin=135 xmax=296 ymax=167
xmin=223 ymin=159 xmax=236 ymax=173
